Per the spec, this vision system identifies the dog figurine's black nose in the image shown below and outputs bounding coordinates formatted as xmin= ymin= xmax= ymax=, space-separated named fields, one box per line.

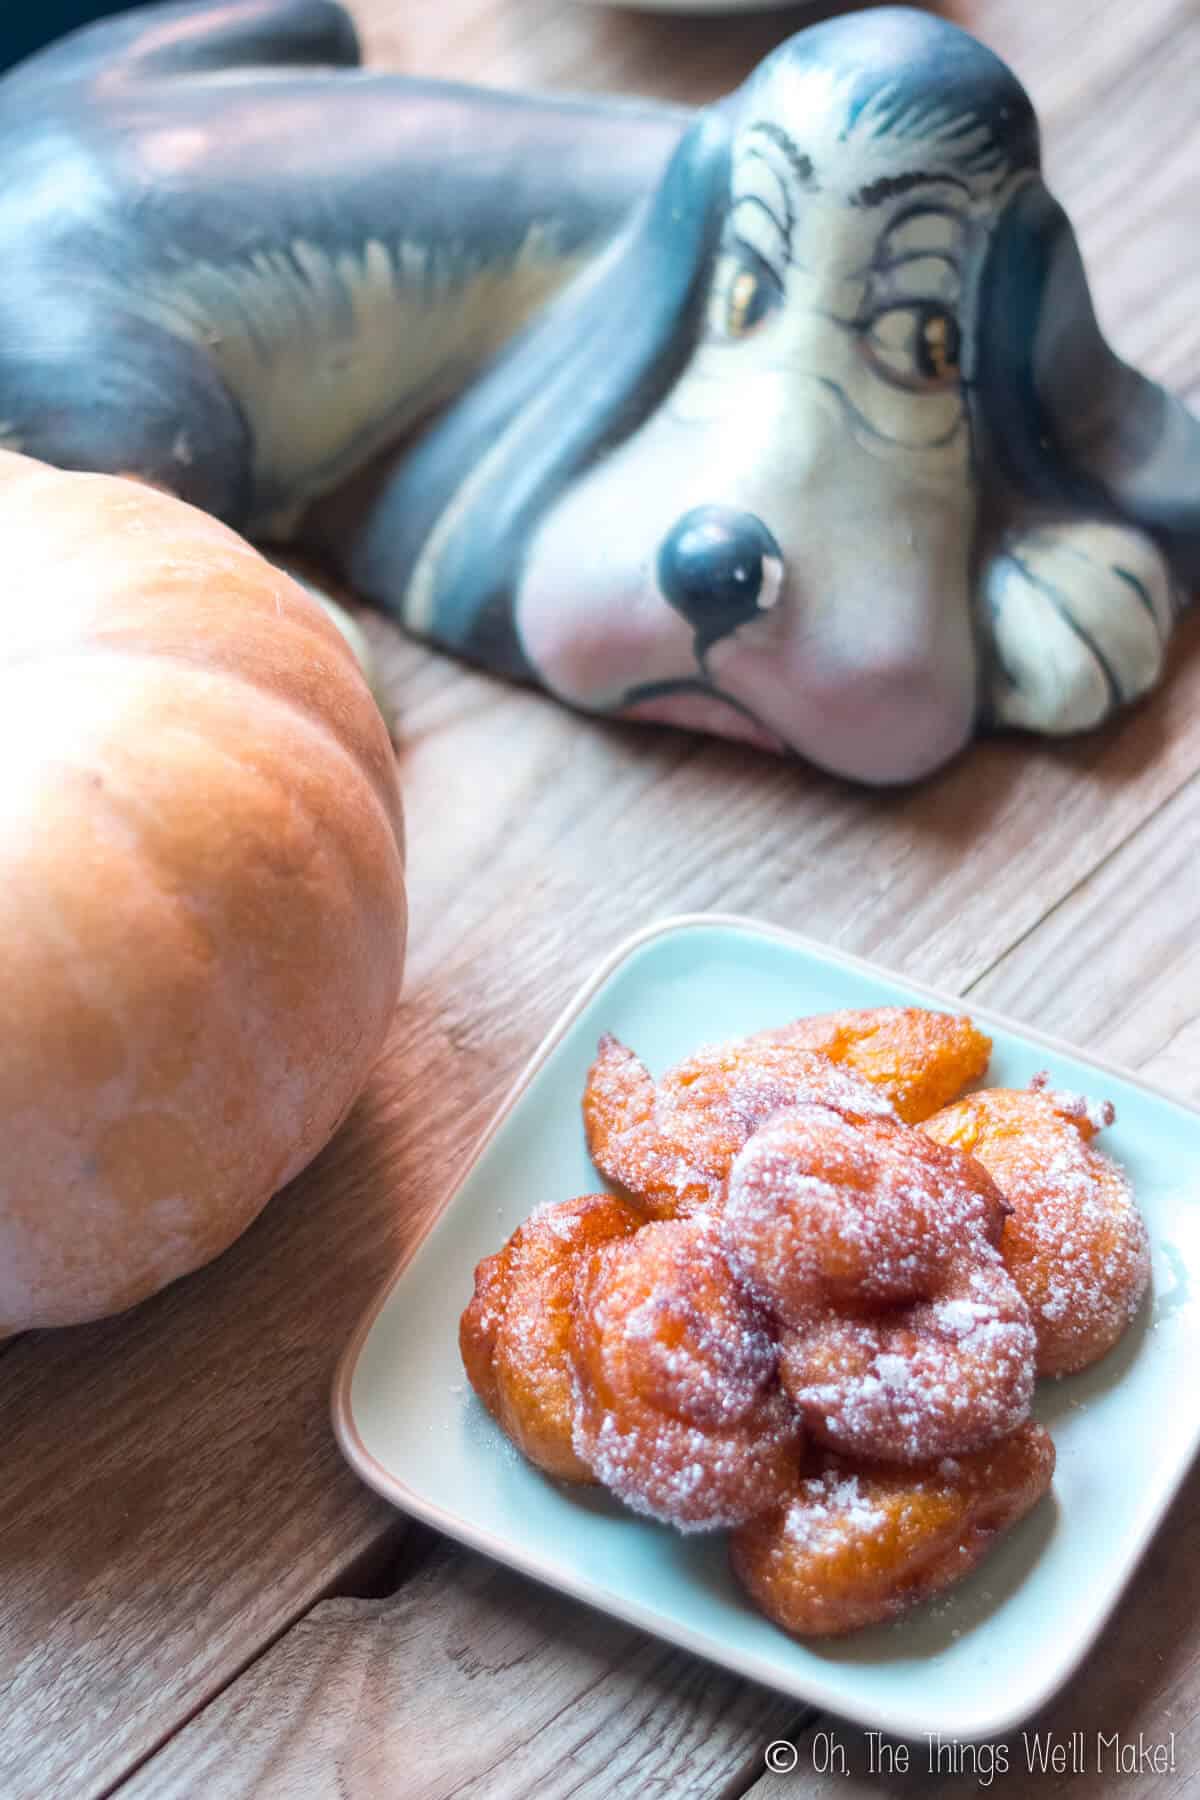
xmin=657 ymin=506 xmax=784 ymax=657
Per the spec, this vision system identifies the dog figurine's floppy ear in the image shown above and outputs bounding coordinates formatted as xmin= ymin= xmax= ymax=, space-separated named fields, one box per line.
xmin=973 ymin=183 xmax=1197 ymax=734
xmin=978 ymin=182 xmax=1200 ymax=578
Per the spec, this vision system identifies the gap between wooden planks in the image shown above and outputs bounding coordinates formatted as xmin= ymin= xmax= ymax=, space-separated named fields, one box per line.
xmin=116 ymin=1543 xmax=818 ymax=1800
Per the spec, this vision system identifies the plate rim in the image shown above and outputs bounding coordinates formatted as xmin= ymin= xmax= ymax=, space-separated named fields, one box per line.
xmin=332 ymin=909 xmax=1200 ymax=1739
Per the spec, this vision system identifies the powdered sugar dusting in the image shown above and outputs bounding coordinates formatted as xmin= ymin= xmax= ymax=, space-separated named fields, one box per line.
xmin=729 ymin=1425 xmax=1056 ymax=1635
xmin=1007 ymin=1133 xmax=1148 ymax=1372
xmin=723 ymin=1108 xmax=1006 ymax=1322
xmin=584 ymin=1033 xmax=895 ymax=1218
xmin=778 ymin=1469 xmax=891 ymax=1555
xmin=459 ymin=1194 xmax=642 ymax=1480
xmin=925 ymin=1089 xmax=1150 ymax=1375
xmin=569 ymin=1216 xmax=801 ymax=1529
xmin=780 ymin=1268 xmax=1037 ymax=1462
xmin=722 ymin=1109 xmax=1035 ymax=1460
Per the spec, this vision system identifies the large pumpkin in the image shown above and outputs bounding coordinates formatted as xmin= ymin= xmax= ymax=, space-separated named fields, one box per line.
xmin=0 ymin=452 xmax=407 ymax=1332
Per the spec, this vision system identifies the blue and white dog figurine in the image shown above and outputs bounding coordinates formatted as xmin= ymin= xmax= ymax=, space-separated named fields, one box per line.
xmin=1 ymin=0 xmax=1196 ymax=782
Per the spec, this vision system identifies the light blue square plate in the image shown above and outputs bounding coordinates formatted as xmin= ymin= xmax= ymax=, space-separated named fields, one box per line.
xmin=332 ymin=914 xmax=1200 ymax=1739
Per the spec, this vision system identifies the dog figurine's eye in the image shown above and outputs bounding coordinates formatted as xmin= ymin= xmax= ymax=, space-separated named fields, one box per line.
xmin=715 ymin=245 xmax=785 ymax=340
xmin=864 ymin=304 xmax=962 ymax=388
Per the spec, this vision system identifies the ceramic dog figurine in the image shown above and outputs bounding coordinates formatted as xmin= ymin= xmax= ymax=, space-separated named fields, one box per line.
xmin=1 ymin=0 xmax=1196 ymax=782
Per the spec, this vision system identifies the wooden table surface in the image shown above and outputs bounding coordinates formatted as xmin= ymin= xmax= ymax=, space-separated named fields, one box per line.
xmin=3 ymin=1 xmax=1199 ymax=1795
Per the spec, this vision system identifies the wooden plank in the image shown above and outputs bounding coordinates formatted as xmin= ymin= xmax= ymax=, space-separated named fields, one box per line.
xmin=2 ymin=0 xmax=1198 ymax=1796
xmin=118 ymin=1546 xmax=811 ymax=1800
xmin=1032 ymin=9 xmax=1200 ymax=398
xmin=967 ymin=769 xmax=1200 ymax=1102
xmin=390 ymin=611 xmax=1200 ymax=1004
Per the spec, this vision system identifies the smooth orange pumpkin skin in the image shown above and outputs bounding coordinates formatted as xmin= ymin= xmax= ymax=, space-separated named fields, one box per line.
xmin=0 ymin=452 xmax=407 ymax=1331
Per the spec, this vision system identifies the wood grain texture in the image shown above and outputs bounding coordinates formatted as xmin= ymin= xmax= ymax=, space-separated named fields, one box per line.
xmin=119 ymin=1545 xmax=811 ymax=1799
xmin=1 ymin=0 xmax=1197 ymax=1796
xmin=968 ymin=769 xmax=1200 ymax=1101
